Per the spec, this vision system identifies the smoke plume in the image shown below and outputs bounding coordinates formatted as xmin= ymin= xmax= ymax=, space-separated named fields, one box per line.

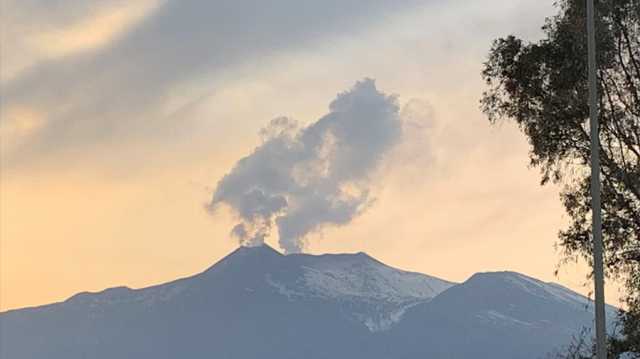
xmin=209 ymin=79 xmax=401 ymax=253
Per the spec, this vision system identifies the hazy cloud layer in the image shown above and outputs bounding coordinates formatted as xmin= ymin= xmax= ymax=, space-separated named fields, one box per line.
xmin=1 ymin=0 xmax=424 ymax=167
xmin=210 ymin=79 xmax=402 ymax=253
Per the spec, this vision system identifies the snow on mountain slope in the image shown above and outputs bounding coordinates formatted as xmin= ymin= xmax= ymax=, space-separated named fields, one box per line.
xmin=297 ymin=252 xmax=453 ymax=302
xmin=499 ymin=271 xmax=608 ymax=314
xmin=383 ymin=271 xmax=620 ymax=359
xmin=434 ymin=271 xmax=618 ymax=330
xmin=264 ymin=250 xmax=454 ymax=331
xmin=67 ymin=281 xmax=190 ymax=309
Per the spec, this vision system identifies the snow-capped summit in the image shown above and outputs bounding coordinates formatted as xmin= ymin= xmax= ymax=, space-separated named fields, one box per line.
xmin=196 ymin=243 xmax=454 ymax=331
xmin=383 ymin=270 xmax=619 ymax=358
xmin=291 ymin=251 xmax=453 ymax=302
xmin=203 ymin=243 xmax=452 ymax=308
xmin=267 ymin=249 xmax=455 ymax=331
xmin=473 ymin=271 xmax=594 ymax=309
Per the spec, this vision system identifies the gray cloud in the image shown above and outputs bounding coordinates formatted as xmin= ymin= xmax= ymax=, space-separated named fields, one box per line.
xmin=210 ymin=79 xmax=401 ymax=253
xmin=2 ymin=0 xmax=425 ymax=167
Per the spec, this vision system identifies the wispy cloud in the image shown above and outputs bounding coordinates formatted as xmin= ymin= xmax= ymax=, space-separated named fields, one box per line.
xmin=1 ymin=0 xmax=425 ymax=168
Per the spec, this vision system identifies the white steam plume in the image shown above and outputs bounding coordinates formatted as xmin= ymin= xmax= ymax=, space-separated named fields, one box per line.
xmin=209 ymin=79 xmax=401 ymax=253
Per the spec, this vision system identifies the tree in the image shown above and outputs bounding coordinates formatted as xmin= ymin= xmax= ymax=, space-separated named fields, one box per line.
xmin=546 ymin=328 xmax=596 ymax=359
xmin=481 ymin=0 xmax=640 ymax=355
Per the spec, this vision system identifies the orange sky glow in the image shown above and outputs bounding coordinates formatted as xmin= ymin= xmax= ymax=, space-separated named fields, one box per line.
xmin=0 ymin=0 xmax=624 ymax=311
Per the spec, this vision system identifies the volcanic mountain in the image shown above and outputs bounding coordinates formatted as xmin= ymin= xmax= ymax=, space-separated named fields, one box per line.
xmin=0 ymin=244 xmax=616 ymax=359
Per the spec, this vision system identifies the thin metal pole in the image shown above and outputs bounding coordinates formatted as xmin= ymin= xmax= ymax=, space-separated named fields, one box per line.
xmin=586 ymin=0 xmax=607 ymax=358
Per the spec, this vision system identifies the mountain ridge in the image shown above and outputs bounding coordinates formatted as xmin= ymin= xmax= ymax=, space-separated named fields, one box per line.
xmin=0 ymin=244 xmax=618 ymax=359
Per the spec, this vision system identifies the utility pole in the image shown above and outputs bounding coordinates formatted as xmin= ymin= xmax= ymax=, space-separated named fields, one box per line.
xmin=586 ymin=0 xmax=607 ymax=358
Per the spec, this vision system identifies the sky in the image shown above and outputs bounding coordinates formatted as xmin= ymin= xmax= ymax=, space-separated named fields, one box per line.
xmin=0 ymin=0 xmax=624 ymax=311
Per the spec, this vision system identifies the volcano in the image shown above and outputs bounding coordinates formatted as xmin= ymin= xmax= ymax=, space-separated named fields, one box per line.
xmin=0 ymin=244 xmax=616 ymax=358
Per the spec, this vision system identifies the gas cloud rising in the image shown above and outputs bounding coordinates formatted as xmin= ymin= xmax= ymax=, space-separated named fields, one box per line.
xmin=209 ymin=79 xmax=403 ymax=253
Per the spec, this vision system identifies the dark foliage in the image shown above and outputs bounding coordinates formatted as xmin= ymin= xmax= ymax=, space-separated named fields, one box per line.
xmin=481 ymin=0 xmax=640 ymax=355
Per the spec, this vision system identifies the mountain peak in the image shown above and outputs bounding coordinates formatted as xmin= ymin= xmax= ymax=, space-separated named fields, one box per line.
xmin=234 ymin=243 xmax=282 ymax=256
xmin=221 ymin=243 xmax=285 ymax=262
xmin=202 ymin=244 xmax=283 ymax=275
xmin=463 ymin=271 xmax=596 ymax=311
xmin=469 ymin=270 xmax=533 ymax=281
